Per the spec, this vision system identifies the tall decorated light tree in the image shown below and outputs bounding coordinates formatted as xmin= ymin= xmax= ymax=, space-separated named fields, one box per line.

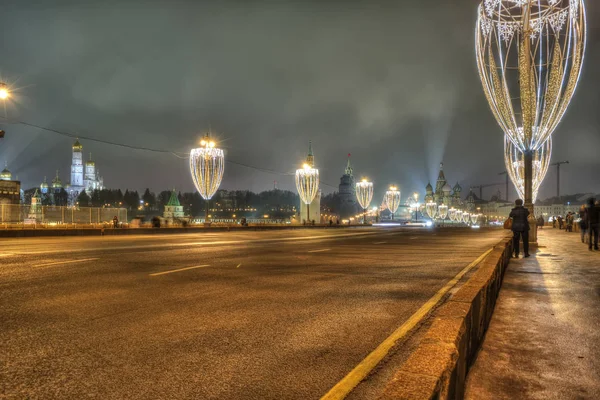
xmin=189 ymin=134 xmax=225 ymax=223
xmin=356 ymin=179 xmax=374 ymax=225
xmin=295 ymin=163 xmax=319 ymax=223
xmin=384 ymin=186 xmax=401 ymax=220
xmin=476 ymin=0 xmax=586 ymax=239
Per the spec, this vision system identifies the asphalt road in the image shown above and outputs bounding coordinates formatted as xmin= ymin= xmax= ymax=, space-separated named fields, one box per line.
xmin=0 ymin=227 xmax=505 ymax=399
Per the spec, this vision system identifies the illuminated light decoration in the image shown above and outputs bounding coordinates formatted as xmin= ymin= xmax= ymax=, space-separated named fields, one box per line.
xmin=463 ymin=212 xmax=471 ymax=224
xmin=448 ymin=208 xmax=457 ymax=222
xmin=505 ymin=135 xmax=552 ymax=203
xmin=0 ymin=82 xmax=9 ymax=100
xmin=384 ymin=186 xmax=401 ymax=220
xmin=190 ymin=134 xmax=225 ymax=222
xmin=476 ymin=0 xmax=586 ymax=210
xmin=471 ymin=213 xmax=479 ymax=225
xmin=295 ymin=163 xmax=320 ymax=222
xmin=426 ymin=202 xmax=438 ymax=219
xmin=356 ymin=179 xmax=374 ymax=224
xmin=438 ymin=204 xmax=449 ymax=220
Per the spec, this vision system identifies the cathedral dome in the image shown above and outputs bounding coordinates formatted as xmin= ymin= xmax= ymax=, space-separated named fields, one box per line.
xmin=426 ymin=182 xmax=433 ymax=191
xmin=40 ymin=177 xmax=49 ymax=190
xmin=453 ymin=182 xmax=462 ymax=193
xmin=72 ymin=139 xmax=83 ymax=152
xmin=0 ymin=163 xmax=11 ymax=181
xmin=442 ymin=183 xmax=452 ymax=193
xmin=51 ymin=173 xmax=62 ymax=189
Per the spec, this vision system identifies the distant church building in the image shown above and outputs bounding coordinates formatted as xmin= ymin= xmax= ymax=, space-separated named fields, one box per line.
xmin=67 ymin=139 xmax=104 ymax=202
xmin=0 ymin=162 xmax=21 ymax=207
xmin=299 ymin=141 xmax=321 ymax=223
xmin=338 ymin=154 xmax=359 ymax=219
xmin=163 ymin=190 xmax=185 ymax=222
xmin=424 ymin=163 xmax=463 ymax=209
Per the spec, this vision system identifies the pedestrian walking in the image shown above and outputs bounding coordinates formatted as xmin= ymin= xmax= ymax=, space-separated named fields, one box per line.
xmin=579 ymin=206 xmax=588 ymax=244
xmin=566 ymin=212 xmax=574 ymax=232
xmin=552 ymin=217 xmax=557 ymax=228
xmin=558 ymin=215 xmax=564 ymax=230
xmin=537 ymin=215 xmax=545 ymax=229
xmin=586 ymin=198 xmax=599 ymax=251
xmin=113 ymin=215 xmax=119 ymax=228
xmin=509 ymin=199 xmax=530 ymax=258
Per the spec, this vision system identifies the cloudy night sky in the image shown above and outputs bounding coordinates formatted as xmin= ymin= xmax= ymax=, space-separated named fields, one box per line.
xmin=1 ymin=0 xmax=599 ymax=201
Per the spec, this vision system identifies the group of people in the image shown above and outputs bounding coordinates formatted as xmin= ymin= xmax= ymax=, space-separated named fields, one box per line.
xmin=578 ymin=198 xmax=600 ymax=251
xmin=509 ymin=197 xmax=600 ymax=257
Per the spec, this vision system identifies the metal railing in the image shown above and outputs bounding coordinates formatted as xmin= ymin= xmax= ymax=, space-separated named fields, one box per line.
xmin=0 ymin=204 xmax=127 ymax=226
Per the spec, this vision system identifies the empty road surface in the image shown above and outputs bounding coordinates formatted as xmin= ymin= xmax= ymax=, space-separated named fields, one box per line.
xmin=0 ymin=227 xmax=505 ymax=399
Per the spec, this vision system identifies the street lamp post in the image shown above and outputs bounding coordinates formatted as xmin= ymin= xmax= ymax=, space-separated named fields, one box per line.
xmin=385 ymin=186 xmax=401 ymax=221
xmin=476 ymin=0 xmax=587 ymax=242
xmin=189 ymin=134 xmax=225 ymax=224
xmin=412 ymin=192 xmax=419 ymax=222
xmin=295 ymin=163 xmax=319 ymax=224
xmin=356 ymin=179 xmax=374 ymax=225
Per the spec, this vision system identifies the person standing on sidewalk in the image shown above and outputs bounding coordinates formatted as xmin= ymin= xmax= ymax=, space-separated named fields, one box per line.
xmin=586 ymin=198 xmax=599 ymax=251
xmin=579 ymin=206 xmax=588 ymax=244
xmin=509 ymin=198 xmax=530 ymax=258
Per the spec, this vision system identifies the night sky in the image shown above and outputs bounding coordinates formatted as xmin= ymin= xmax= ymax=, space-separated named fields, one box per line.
xmin=1 ymin=0 xmax=599 ymax=201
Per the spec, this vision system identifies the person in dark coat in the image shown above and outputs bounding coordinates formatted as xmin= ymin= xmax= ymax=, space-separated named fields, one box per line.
xmin=579 ymin=206 xmax=588 ymax=244
xmin=586 ymin=198 xmax=599 ymax=251
xmin=509 ymin=199 xmax=530 ymax=258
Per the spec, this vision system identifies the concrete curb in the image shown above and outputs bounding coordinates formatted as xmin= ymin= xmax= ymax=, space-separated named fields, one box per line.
xmin=379 ymin=236 xmax=513 ymax=400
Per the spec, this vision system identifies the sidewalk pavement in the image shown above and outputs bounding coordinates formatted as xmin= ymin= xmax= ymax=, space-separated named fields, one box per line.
xmin=465 ymin=228 xmax=600 ymax=399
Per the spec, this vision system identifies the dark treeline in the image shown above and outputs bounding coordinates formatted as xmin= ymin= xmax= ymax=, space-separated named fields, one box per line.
xmin=71 ymin=188 xmax=302 ymax=218
xmin=23 ymin=186 xmax=348 ymax=218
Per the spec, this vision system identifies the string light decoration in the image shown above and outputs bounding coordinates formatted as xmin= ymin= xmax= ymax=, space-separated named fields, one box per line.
xmin=356 ymin=179 xmax=374 ymax=224
xmin=505 ymin=135 xmax=552 ymax=203
xmin=476 ymin=0 xmax=586 ymax=209
xmin=384 ymin=186 xmax=401 ymax=220
xmin=449 ymin=208 xmax=457 ymax=222
xmin=190 ymin=134 xmax=225 ymax=222
xmin=295 ymin=163 xmax=320 ymax=222
xmin=426 ymin=202 xmax=438 ymax=220
xmin=471 ymin=213 xmax=479 ymax=225
xmin=438 ymin=204 xmax=449 ymax=220
xmin=463 ymin=212 xmax=471 ymax=224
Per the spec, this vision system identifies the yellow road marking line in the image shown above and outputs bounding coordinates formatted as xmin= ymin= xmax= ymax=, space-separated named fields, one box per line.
xmin=308 ymin=249 xmax=331 ymax=253
xmin=320 ymin=247 xmax=494 ymax=400
xmin=0 ymin=253 xmax=15 ymax=257
xmin=236 ymin=263 xmax=242 ymax=268
xmin=33 ymin=258 xmax=99 ymax=268
xmin=373 ymin=241 xmax=387 ymax=244
xmin=150 ymin=264 xmax=211 ymax=276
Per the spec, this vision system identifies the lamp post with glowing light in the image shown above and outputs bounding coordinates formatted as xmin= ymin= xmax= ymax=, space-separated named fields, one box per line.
xmin=356 ymin=179 xmax=374 ymax=225
xmin=476 ymin=0 xmax=587 ymax=241
xmin=295 ymin=163 xmax=320 ymax=223
xmin=189 ymin=134 xmax=225 ymax=223
xmin=384 ymin=186 xmax=401 ymax=220
xmin=0 ymin=82 xmax=9 ymax=100
xmin=412 ymin=192 xmax=419 ymax=222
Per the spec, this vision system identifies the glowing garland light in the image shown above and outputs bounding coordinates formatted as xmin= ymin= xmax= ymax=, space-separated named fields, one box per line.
xmin=476 ymin=0 xmax=586 ymax=203
xmin=438 ymin=204 xmax=449 ymax=220
xmin=189 ymin=137 xmax=225 ymax=201
xmin=356 ymin=179 xmax=374 ymax=224
xmin=426 ymin=202 xmax=438 ymax=219
xmin=295 ymin=163 xmax=320 ymax=221
xmin=463 ymin=212 xmax=471 ymax=224
xmin=449 ymin=208 xmax=457 ymax=222
xmin=471 ymin=213 xmax=479 ymax=225
xmin=505 ymin=135 xmax=552 ymax=203
xmin=384 ymin=186 xmax=401 ymax=220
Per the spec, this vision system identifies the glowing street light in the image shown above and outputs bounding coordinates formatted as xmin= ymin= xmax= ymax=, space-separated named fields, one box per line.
xmin=295 ymin=163 xmax=319 ymax=223
xmin=384 ymin=186 xmax=401 ymax=220
xmin=438 ymin=204 xmax=449 ymax=222
xmin=425 ymin=202 xmax=438 ymax=220
xmin=475 ymin=0 xmax=587 ymax=222
xmin=190 ymin=133 xmax=225 ymax=223
xmin=356 ymin=179 xmax=374 ymax=225
xmin=505 ymin=136 xmax=552 ymax=204
xmin=0 ymin=82 xmax=9 ymax=100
